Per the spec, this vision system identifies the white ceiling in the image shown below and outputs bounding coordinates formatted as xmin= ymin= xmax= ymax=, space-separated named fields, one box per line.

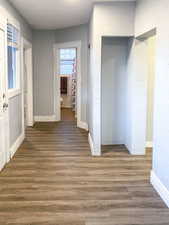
xmin=8 ymin=0 xmax=136 ymax=30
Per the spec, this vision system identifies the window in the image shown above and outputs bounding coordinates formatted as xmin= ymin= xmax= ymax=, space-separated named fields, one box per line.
xmin=7 ymin=23 xmax=20 ymax=90
xmin=60 ymin=48 xmax=76 ymax=75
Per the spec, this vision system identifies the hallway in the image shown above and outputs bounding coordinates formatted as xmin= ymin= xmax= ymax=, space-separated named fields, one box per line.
xmin=0 ymin=121 xmax=169 ymax=224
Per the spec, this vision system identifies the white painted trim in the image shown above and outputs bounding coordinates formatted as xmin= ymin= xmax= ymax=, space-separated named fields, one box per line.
xmin=102 ymin=141 xmax=124 ymax=145
xmin=129 ymin=149 xmax=146 ymax=155
xmin=151 ymin=170 xmax=169 ymax=208
xmin=8 ymin=89 xmax=21 ymax=98
xmin=21 ymin=38 xmax=25 ymax=137
xmin=0 ymin=152 xmax=5 ymax=171
xmin=88 ymin=133 xmax=101 ymax=156
xmin=146 ymin=141 xmax=153 ymax=148
xmin=54 ymin=46 xmax=61 ymax=121
xmin=78 ymin=121 xmax=88 ymax=131
xmin=34 ymin=115 xmax=57 ymax=122
xmin=53 ymin=41 xmax=82 ymax=126
xmin=10 ymin=133 xmax=25 ymax=159
xmin=21 ymin=37 xmax=34 ymax=128
xmin=25 ymin=45 xmax=34 ymax=126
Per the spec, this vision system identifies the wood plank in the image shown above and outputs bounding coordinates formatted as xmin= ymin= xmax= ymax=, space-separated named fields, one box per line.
xmin=0 ymin=120 xmax=168 ymax=225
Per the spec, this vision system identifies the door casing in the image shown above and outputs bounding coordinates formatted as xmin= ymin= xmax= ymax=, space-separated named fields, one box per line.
xmin=21 ymin=37 xmax=34 ymax=129
xmin=53 ymin=41 xmax=82 ymax=127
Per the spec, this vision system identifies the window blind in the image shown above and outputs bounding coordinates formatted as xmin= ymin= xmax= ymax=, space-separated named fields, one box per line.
xmin=7 ymin=23 xmax=19 ymax=48
xmin=7 ymin=23 xmax=20 ymax=89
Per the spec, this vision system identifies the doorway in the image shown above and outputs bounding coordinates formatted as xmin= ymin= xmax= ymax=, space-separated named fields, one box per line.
xmin=100 ymin=34 xmax=156 ymax=156
xmin=54 ymin=41 xmax=81 ymax=125
xmin=101 ymin=37 xmax=129 ymax=154
xmin=59 ymin=48 xmax=77 ymax=121
xmin=21 ymin=38 xmax=34 ymax=130
xmin=131 ymin=32 xmax=156 ymax=155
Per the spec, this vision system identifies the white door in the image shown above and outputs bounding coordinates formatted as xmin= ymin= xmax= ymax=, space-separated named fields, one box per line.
xmin=0 ymin=27 xmax=9 ymax=170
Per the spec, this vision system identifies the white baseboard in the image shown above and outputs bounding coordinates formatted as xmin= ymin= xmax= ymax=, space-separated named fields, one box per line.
xmin=146 ymin=141 xmax=153 ymax=148
xmin=128 ymin=146 xmax=146 ymax=155
xmin=129 ymin=150 xmax=146 ymax=155
xmin=0 ymin=152 xmax=5 ymax=171
xmin=77 ymin=121 xmax=88 ymax=131
xmin=88 ymin=133 xmax=101 ymax=156
xmin=102 ymin=141 xmax=124 ymax=145
xmin=27 ymin=120 xmax=35 ymax=127
xmin=34 ymin=115 xmax=57 ymax=122
xmin=151 ymin=170 xmax=169 ymax=208
xmin=10 ymin=133 xmax=25 ymax=159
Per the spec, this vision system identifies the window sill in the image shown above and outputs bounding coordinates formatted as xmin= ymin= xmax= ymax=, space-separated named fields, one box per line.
xmin=8 ymin=89 xmax=21 ymax=99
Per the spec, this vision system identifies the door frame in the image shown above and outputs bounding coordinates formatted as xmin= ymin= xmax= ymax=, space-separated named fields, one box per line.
xmin=53 ymin=41 xmax=82 ymax=126
xmin=21 ymin=37 xmax=34 ymax=130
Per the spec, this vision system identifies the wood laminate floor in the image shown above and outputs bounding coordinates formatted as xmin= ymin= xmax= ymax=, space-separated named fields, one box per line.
xmin=61 ymin=108 xmax=75 ymax=121
xmin=0 ymin=121 xmax=169 ymax=225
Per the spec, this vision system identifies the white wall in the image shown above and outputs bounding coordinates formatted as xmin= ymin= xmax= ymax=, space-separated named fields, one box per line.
xmin=146 ymin=36 xmax=156 ymax=144
xmin=101 ymin=37 xmax=128 ymax=145
xmin=89 ymin=2 xmax=135 ymax=155
xmin=126 ymin=38 xmax=148 ymax=155
xmin=135 ymin=0 xmax=169 ymax=198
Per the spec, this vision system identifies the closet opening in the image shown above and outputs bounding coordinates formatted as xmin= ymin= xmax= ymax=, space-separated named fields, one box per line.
xmin=101 ymin=33 xmax=156 ymax=158
xmin=101 ymin=37 xmax=130 ymax=155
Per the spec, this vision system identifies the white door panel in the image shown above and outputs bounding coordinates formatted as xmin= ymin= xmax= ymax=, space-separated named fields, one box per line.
xmin=0 ymin=119 xmax=5 ymax=170
xmin=0 ymin=26 xmax=9 ymax=170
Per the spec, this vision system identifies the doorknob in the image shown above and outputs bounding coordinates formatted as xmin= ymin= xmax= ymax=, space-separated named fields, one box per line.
xmin=3 ymin=103 xmax=8 ymax=109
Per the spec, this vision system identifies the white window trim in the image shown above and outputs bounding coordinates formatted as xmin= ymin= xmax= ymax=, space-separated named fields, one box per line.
xmin=7 ymin=18 xmax=21 ymax=99
xmin=8 ymin=89 xmax=21 ymax=99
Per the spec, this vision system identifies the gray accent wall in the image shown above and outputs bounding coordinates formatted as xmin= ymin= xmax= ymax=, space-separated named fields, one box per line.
xmin=55 ymin=24 xmax=88 ymax=122
xmin=0 ymin=0 xmax=32 ymax=147
xmin=33 ymin=25 xmax=88 ymax=122
xmin=33 ymin=30 xmax=55 ymax=116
